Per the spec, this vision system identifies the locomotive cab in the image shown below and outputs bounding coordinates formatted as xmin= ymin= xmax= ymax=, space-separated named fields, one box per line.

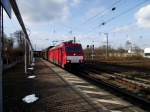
xmin=65 ymin=43 xmax=84 ymax=64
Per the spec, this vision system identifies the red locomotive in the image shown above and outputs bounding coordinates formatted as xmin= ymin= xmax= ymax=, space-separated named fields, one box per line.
xmin=48 ymin=41 xmax=84 ymax=68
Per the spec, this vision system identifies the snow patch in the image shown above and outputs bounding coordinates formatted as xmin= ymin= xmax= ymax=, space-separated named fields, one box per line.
xmin=31 ymin=63 xmax=35 ymax=66
xmin=27 ymin=75 xmax=36 ymax=79
xmin=111 ymin=110 xmax=122 ymax=112
xmin=28 ymin=67 xmax=34 ymax=70
xmin=22 ymin=94 xmax=39 ymax=103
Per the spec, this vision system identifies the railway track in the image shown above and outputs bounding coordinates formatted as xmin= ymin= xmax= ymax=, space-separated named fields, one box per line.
xmin=86 ymin=60 xmax=150 ymax=73
xmin=85 ymin=63 xmax=150 ymax=90
xmin=85 ymin=62 xmax=150 ymax=77
xmin=67 ymin=65 xmax=150 ymax=111
xmin=88 ymin=69 xmax=150 ymax=92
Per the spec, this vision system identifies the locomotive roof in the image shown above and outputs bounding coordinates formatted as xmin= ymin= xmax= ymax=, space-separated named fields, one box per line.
xmin=50 ymin=42 xmax=81 ymax=50
xmin=63 ymin=42 xmax=81 ymax=46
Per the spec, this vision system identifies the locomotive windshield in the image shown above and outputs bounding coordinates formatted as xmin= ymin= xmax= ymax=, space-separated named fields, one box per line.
xmin=65 ymin=46 xmax=82 ymax=52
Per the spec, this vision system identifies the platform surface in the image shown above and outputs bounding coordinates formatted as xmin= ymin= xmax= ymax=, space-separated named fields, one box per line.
xmin=4 ymin=59 xmax=146 ymax=112
xmin=3 ymin=59 xmax=102 ymax=112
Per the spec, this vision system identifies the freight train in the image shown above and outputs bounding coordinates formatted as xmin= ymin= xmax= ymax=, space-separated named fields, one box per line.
xmin=42 ymin=41 xmax=84 ymax=68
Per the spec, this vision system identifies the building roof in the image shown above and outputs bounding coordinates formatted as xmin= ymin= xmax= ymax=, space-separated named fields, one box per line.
xmin=144 ymin=48 xmax=150 ymax=53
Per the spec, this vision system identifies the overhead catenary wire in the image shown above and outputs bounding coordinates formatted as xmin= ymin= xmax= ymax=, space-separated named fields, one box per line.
xmin=98 ymin=0 xmax=150 ymax=27
xmin=86 ymin=0 xmax=150 ymax=35
xmin=80 ymin=0 xmax=122 ymax=25
xmin=48 ymin=0 xmax=125 ymax=38
xmin=71 ymin=0 xmax=122 ymax=32
xmin=53 ymin=0 xmax=123 ymax=35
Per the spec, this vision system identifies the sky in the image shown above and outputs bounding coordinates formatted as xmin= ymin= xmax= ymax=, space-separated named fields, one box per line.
xmin=3 ymin=0 xmax=150 ymax=50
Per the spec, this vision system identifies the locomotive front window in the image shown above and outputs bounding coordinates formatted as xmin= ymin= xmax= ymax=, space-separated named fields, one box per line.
xmin=65 ymin=46 xmax=82 ymax=52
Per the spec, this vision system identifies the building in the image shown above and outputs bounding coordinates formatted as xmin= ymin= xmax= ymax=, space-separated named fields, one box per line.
xmin=144 ymin=48 xmax=150 ymax=58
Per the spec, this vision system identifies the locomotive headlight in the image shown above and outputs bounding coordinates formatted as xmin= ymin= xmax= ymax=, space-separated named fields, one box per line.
xmin=67 ymin=60 xmax=71 ymax=63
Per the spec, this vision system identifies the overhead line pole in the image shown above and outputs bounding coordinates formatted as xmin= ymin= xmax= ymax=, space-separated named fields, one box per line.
xmin=104 ymin=33 xmax=109 ymax=59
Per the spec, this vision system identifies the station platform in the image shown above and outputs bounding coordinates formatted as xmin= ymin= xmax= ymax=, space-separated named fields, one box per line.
xmin=3 ymin=58 xmax=103 ymax=112
xmin=4 ymin=58 xmax=146 ymax=112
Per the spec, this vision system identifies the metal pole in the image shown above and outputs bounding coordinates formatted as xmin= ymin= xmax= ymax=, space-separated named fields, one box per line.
xmin=91 ymin=45 xmax=93 ymax=61
xmin=29 ymin=46 xmax=30 ymax=65
xmin=0 ymin=5 xmax=3 ymax=112
xmin=31 ymin=49 xmax=33 ymax=63
xmin=91 ymin=45 xmax=94 ymax=60
xmin=74 ymin=36 xmax=76 ymax=43
xmin=24 ymin=38 xmax=27 ymax=74
xmin=104 ymin=33 xmax=108 ymax=59
xmin=107 ymin=33 xmax=108 ymax=58
xmin=26 ymin=28 xmax=31 ymax=65
xmin=35 ymin=44 xmax=36 ymax=51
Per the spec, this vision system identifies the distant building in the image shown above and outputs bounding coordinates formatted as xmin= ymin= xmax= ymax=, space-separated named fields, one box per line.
xmin=127 ymin=44 xmax=143 ymax=56
xmin=144 ymin=48 xmax=150 ymax=58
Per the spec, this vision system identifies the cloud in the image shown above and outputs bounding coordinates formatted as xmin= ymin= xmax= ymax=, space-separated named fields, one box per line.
xmin=30 ymin=30 xmax=101 ymax=50
xmin=112 ymin=23 xmax=138 ymax=33
xmin=112 ymin=25 xmax=130 ymax=33
xmin=135 ymin=4 xmax=150 ymax=28
xmin=71 ymin=0 xmax=81 ymax=6
xmin=17 ymin=0 xmax=70 ymax=24
xmin=30 ymin=31 xmax=76 ymax=49
xmin=73 ymin=0 xmax=80 ymax=4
